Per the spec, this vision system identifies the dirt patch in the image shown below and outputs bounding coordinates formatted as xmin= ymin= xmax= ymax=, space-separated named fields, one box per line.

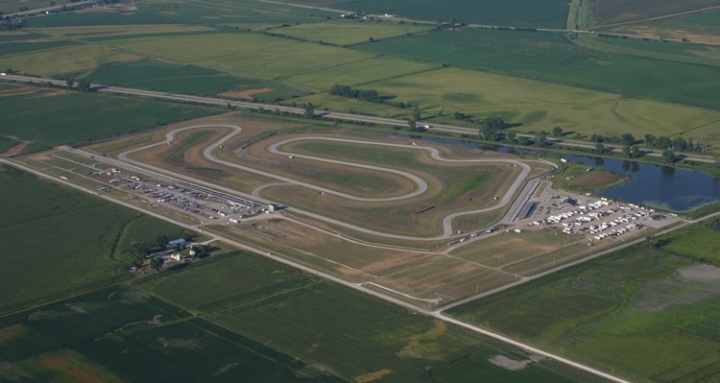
xmin=41 ymin=356 xmax=69 ymax=369
xmin=68 ymin=368 xmax=101 ymax=383
xmin=488 ymin=355 xmax=538 ymax=371
xmin=1 ymin=141 xmax=30 ymax=157
xmin=631 ymin=264 xmax=720 ymax=312
xmin=354 ymin=369 xmax=392 ymax=383
xmin=219 ymin=88 xmax=272 ymax=100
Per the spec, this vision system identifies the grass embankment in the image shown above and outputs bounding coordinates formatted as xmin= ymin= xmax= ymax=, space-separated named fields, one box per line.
xmin=552 ymin=162 xmax=628 ymax=193
xmin=447 ymin=217 xmax=720 ymax=383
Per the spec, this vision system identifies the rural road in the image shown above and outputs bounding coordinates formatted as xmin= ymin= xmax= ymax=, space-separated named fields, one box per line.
xmin=2 ymin=74 xmax=718 ymax=166
xmin=0 ymin=156 xmax=632 ymax=383
xmin=115 ymin=124 xmax=535 ymax=240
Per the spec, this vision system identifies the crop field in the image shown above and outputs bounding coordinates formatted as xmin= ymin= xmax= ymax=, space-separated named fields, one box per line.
xmin=0 ymin=44 xmax=142 ymax=76
xmin=589 ymin=0 xmax=720 ymax=26
xmin=22 ymin=0 xmax=325 ymax=28
xmin=82 ymin=59 xmax=307 ymax=100
xmin=272 ymin=20 xmax=434 ymax=46
xmin=335 ymin=0 xmax=570 ymax=29
xmin=357 ymin=28 xmax=720 ymax=111
xmin=0 ymin=0 xmax=49 ymax=14
xmin=0 ymin=40 xmax=78 ymax=56
xmin=293 ymin=67 xmax=720 ymax=145
xmin=103 ymin=31 xmax=374 ymax=80
xmin=34 ymin=24 xmax=215 ymax=39
xmin=0 ymin=286 xmax=341 ymax=382
xmin=0 ymin=89 xmax=220 ymax=151
xmin=285 ymin=55 xmax=438 ymax=90
xmin=0 ymin=165 xmax=189 ymax=314
xmin=674 ymin=10 xmax=720 ymax=26
xmin=133 ymin=250 xmax=606 ymax=382
xmin=447 ymin=218 xmax=720 ymax=383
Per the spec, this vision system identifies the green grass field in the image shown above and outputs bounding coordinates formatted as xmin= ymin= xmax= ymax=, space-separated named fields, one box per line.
xmin=339 ymin=0 xmax=570 ymax=29
xmin=134 ymin=250 xmax=607 ymax=382
xmin=356 ymin=28 xmax=720 ymax=110
xmin=0 ymin=165 xmax=189 ymax=315
xmin=447 ymin=218 xmax=720 ymax=383
xmin=0 ymin=286 xmax=341 ymax=382
xmin=0 ymin=89 xmax=220 ymax=151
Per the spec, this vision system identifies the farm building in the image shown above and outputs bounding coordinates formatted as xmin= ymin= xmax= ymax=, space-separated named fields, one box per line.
xmin=168 ymin=238 xmax=187 ymax=250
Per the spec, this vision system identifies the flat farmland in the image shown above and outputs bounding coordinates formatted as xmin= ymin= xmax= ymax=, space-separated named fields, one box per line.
xmin=357 ymin=28 xmax=720 ymax=111
xmin=0 ymin=44 xmax=142 ymax=76
xmin=0 ymin=286 xmax=340 ymax=382
xmin=83 ymin=59 xmax=308 ymax=100
xmin=103 ymin=32 xmax=375 ymax=79
xmin=447 ymin=218 xmax=720 ymax=383
xmin=0 ymin=165 xmax=187 ymax=314
xmin=293 ymin=67 xmax=720 ymax=146
xmin=34 ymin=24 xmax=215 ymax=39
xmin=144 ymin=252 xmax=605 ymax=382
xmin=273 ymin=20 xmax=434 ymax=46
xmin=590 ymin=0 xmax=720 ymax=25
xmin=0 ymin=89 xmax=220 ymax=152
xmin=22 ymin=0 xmax=324 ymax=27
xmin=286 ymin=56 xmax=439 ymax=90
xmin=0 ymin=40 xmax=78 ymax=56
xmin=339 ymin=0 xmax=570 ymax=29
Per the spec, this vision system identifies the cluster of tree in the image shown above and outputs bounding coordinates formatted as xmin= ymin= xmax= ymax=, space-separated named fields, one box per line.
xmin=330 ymin=84 xmax=381 ymax=103
xmin=479 ymin=117 xmax=508 ymax=141
xmin=643 ymin=134 xmax=706 ymax=153
xmin=621 ymin=145 xmax=641 ymax=158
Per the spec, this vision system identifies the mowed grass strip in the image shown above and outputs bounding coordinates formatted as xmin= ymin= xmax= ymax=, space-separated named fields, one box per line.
xmin=447 ymin=219 xmax=720 ymax=383
xmin=0 ymin=166 xmax=188 ymax=314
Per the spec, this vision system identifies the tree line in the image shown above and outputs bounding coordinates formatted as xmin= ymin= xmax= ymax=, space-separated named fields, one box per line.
xmin=330 ymin=84 xmax=381 ymax=103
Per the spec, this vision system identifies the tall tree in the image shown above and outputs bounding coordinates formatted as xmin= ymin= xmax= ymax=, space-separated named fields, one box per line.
xmin=150 ymin=257 xmax=165 ymax=273
xmin=595 ymin=143 xmax=605 ymax=154
xmin=621 ymin=133 xmax=635 ymax=146
xmin=304 ymin=102 xmax=315 ymax=119
xmin=552 ymin=126 xmax=563 ymax=137
xmin=631 ymin=145 xmax=640 ymax=158
xmin=662 ymin=149 xmax=675 ymax=164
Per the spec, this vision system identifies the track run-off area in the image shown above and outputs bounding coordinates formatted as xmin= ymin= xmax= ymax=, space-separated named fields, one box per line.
xmin=118 ymin=124 xmax=539 ymax=241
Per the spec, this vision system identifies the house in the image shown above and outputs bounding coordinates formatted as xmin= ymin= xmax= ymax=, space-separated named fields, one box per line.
xmin=168 ymin=238 xmax=187 ymax=250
